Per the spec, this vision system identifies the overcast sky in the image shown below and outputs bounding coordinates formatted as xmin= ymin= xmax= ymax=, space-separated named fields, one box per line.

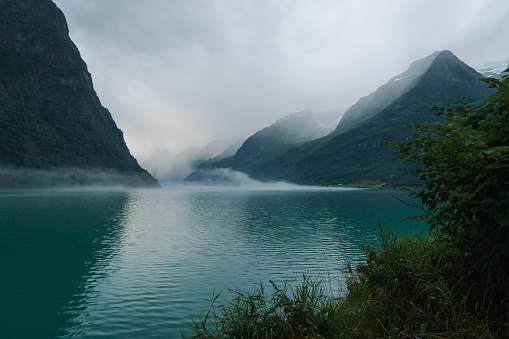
xmin=52 ymin=0 xmax=509 ymax=157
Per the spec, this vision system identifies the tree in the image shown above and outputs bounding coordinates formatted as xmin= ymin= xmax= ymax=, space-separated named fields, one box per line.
xmin=390 ymin=71 xmax=509 ymax=281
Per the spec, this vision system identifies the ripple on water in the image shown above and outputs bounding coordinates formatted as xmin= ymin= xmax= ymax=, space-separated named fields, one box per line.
xmin=1 ymin=188 xmax=422 ymax=338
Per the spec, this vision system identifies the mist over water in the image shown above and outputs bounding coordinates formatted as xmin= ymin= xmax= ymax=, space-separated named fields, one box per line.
xmin=139 ymin=138 xmax=243 ymax=184
xmin=0 ymin=186 xmax=423 ymax=338
xmin=181 ymin=168 xmax=311 ymax=189
xmin=0 ymin=166 xmax=158 ymax=188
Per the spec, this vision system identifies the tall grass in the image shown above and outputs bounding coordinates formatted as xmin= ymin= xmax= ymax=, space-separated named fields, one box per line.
xmin=185 ymin=275 xmax=352 ymax=338
xmin=185 ymin=225 xmax=509 ymax=338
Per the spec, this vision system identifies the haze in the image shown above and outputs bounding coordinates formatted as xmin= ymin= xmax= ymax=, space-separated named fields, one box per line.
xmin=53 ymin=0 xmax=509 ymax=158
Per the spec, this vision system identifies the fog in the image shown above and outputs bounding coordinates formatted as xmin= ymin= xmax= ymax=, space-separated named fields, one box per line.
xmin=178 ymin=168 xmax=350 ymax=191
xmin=0 ymin=166 xmax=352 ymax=191
xmin=52 ymin=0 xmax=509 ymax=158
xmin=139 ymin=138 xmax=243 ymax=184
xmin=0 ymin=167 xmax=158 ymax=189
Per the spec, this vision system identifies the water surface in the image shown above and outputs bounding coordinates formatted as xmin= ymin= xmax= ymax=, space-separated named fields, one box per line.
xmin=0 ymin=186 xmax=423 ymax=338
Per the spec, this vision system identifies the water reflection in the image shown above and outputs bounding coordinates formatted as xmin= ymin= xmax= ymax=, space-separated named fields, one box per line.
xmin=184 ymin=189 xmax=422 ymax=290
xmin=0 ymin=190 xmax=132 ymax=338
xmin=0 ymin=187 xmax=424 ymax=338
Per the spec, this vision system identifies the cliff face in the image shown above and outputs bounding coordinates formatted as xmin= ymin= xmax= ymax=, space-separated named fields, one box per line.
xmin=0 ymin=0 xmax=158 ymax=187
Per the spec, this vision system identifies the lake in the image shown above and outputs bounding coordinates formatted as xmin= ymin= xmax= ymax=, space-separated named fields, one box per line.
xmin=0 ymin=185 xmax=424 ymax=338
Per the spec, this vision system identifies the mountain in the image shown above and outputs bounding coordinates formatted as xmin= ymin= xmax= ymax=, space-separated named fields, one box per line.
xmin=187 ymin=51 xmax=492 ymax=186
xmin=229 ymin=110 xmax=341 ymax=168
xmin=185 ymin=110 xmax=341 ymax=182
xmin=261 ymin=50 xmax=492 ymax=186
xmin=140 ymin=138 xmax=242 ymax=184
xmin=272 ymin=110 xmax=342 ymax=141
xmin=0 ymin=0 xmax=158 ymax=187
xmin=333 ymin=51 xmax=440 ymax=135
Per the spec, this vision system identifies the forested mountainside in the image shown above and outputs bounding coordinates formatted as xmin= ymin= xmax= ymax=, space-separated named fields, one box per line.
xmin=187 ymin=51 xmax=492 ymax=186
xmin=0 ymin=0 xmax=158 ymax=187
xmin=332 ymin=51 xmax=440 ymax=135
xmin=185 ymin=110 xmax=340 ymax=182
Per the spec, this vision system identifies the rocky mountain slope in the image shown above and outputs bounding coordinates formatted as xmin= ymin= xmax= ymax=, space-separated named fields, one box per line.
xmin=262 ymin=51 xmax=493 ymax=186
xmin=333 ymin=51 xmax=440 ymax=135
xmin=0 ymin=0 xmax=158 ymax=187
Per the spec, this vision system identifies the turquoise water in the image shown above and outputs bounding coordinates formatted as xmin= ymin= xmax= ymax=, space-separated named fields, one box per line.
xmin=0 ymin=186 xmax=423 ymax=338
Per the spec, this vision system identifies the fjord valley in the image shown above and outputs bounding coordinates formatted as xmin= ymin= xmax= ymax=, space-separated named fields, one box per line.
xmin=2 ymin=0 xmax=509 ymax=338
xmin=182 ymin=110 xmax=342 ymax=185
xmin=0 ymin=0 xmax=158 ymax=188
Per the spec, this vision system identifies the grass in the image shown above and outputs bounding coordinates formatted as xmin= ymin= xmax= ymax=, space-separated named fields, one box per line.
xmin=185 ymin=225 xmax=509 ymax=338
xmin=185 ymin=275 xmax=349 ymax=338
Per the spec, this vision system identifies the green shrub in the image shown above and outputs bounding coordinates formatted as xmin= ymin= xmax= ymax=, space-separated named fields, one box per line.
xmin=389 ymin=71 xmax=509 ymax=283
xmin=346 ymin=225 xmax=508 ymax=338
xmin=186 ymin=227 xmax=508 ymax=338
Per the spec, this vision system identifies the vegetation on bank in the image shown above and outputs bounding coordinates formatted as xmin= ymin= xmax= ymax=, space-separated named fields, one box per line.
xmin=186 ymin=228 xmax=507 ymax=338
xmin=185 ymin=73 xmax=509 ymax=338
xmin=327 ymin=180 xmax=387 ymax=189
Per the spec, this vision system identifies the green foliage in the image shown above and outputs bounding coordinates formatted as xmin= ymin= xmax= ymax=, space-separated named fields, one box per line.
xmin=185 ymin=276 xmax=349 ymax=338
xmin=348 ymin=227 xmax=508 ymax=338
xmin=186 ymin=226 xmax=509 ymax=338
xmin=390 ymin=71 xmax=509 ymax=281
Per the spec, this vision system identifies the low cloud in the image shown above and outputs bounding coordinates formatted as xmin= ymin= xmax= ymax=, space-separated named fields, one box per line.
xmin=181 ymin=168 xmax=336 ymax=190
xmin=53 ymin=0 xmax=509 ymax=156
xmin=0 ymin=167 xmax=158 ymax=189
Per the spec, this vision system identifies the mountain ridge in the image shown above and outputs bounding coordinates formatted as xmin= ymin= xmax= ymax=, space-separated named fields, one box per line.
xmin=184 ymin=110 xmax=341 ymax=182
xmin=333 ymin=50 xmax=440 ymax=135
xmin=262 ymin=50 xmax=492 ymax=185
xmin=186 ymin=50 xmax=492 ymax=186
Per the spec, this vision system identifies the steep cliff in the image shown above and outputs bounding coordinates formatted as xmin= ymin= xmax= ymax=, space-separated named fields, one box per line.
xmin=0 ymin=0 xmax=158 ymax=187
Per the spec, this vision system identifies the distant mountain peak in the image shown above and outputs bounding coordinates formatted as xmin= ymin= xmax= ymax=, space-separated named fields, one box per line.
xmin=254 ymin=50 xmax=493 ymax=186
xmin=184 ymin=51 xmax=493 ymax=186
xmin=273 ymin=110 xmax=342 ymax=135
xmin=436 ymin=49 xmax=455 ymax=58
xmin=333 ymin=50 xmax=442 ymax=135
xmin=414 ymin=50 xmax=484 ymax=87
xmin=387 ymin=51 xmax=441 ymax=83
xmin=275 ymin=110 xmax=313 ymax=122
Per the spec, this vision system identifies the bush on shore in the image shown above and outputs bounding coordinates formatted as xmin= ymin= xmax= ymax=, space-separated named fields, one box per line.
xmin=185 ymin=226 xmax=508 ymax=338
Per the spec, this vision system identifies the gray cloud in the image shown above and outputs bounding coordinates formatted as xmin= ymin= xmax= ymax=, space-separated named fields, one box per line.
xmin=53 ymin=0 xmax=509 ymax=157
